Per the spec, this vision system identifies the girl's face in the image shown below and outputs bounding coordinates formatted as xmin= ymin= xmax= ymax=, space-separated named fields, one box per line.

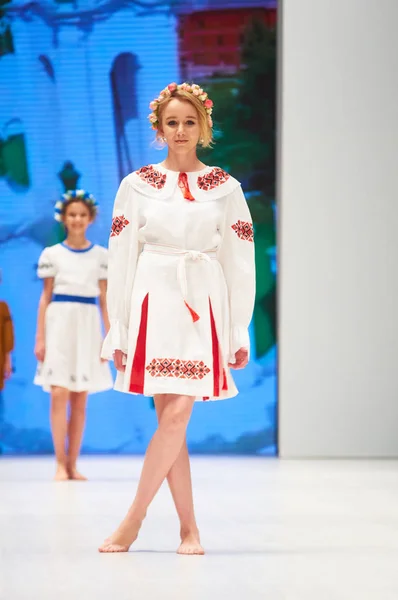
xmin=160 ymin=98 xmax=201 ymax=154
xmin=62 ymin=201 xmax=92 ymax=234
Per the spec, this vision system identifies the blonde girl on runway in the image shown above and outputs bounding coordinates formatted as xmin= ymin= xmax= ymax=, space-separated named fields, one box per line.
xmin=99 ymin=82 xmax=255 ymax=554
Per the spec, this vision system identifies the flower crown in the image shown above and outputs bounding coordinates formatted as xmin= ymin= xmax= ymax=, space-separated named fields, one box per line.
xmin=54 ymin=189 xmax=98 ymax=222
xmin=148 ymin=82 xmax=214 ymax=131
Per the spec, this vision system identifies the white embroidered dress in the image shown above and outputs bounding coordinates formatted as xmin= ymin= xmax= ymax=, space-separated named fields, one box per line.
xmin=34 ymin=242 xmax=113 ymax=393
xmin=102 ymin=164 xmax=255 ymax=401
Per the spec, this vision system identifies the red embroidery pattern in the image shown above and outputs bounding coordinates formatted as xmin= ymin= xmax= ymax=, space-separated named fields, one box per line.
xmin=136 ymin=165 xmax=167 ymax=189
xmin=146 ymin=359 xmax=210 ymax=380
xmin=110 ymin=215 xmax=130 ymax=237
xmin=231 ymin=220 xmax=254 ymax=242
xmin=197 ymin=167 xmax=230 ymax=191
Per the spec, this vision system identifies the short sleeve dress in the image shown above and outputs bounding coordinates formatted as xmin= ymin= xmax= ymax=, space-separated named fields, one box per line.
xmin=34 ymin=242 xmax=113 ymax=393
xmin=102 ymin=164 xmax=256 ymax=401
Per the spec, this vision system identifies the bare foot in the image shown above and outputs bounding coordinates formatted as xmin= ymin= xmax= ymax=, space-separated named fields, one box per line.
xmin=68 ymin=467 xmax=87 ymax=481
xmin=177 ymin=530 xmax=205 ymax=555
xmin=98 ymin=516 xmax=143 ymax=553
xmin=54 ymin=464 xmax=69 ymax=482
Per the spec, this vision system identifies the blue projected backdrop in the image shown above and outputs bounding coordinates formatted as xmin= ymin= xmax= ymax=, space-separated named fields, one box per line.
xmin=0 ymin=0 xmax=277 ymax=455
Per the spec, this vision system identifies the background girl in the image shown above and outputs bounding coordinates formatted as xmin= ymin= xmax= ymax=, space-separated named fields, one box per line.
xmin=34 ymin=191 xmax=113 ymax=480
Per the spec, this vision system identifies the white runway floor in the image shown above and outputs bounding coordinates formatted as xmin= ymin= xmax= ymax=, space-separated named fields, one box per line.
xmin=0 ymin=456 xmax=397 ymax=600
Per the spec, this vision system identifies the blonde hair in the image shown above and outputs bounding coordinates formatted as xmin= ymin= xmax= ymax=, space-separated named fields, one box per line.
xmin=156 ymin=90 xmax=213 ymax=148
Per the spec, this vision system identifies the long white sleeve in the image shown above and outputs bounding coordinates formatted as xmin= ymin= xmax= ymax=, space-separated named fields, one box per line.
xmin=217 ymin=186 xmax=255 ymax=359
xmin=102 ymin=178 xmax=140 ymax=359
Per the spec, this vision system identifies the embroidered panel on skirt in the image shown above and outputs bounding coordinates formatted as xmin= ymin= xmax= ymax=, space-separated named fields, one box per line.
xmin=231 ymin=220 xmax=254 ymax=242
xmin=111 ymin=215 xmax=130 ymax=237
xmin=197 ymin=167 xmax=230 ymax=191
xmin=136 ymin=165 xmax=167 ymax=189
xmin=146 ymin=358 xmax=210 ymax=380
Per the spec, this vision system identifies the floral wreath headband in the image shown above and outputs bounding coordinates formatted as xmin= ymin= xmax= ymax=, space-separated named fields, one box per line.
xmin=54 ymin=190 xmax=99 ymax=222
xmin=148 ymin=82 xmax=214 ymax=131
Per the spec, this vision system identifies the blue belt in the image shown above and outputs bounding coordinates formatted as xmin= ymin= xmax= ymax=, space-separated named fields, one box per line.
xmin=52 ymin=294 xmax=97 ymax=305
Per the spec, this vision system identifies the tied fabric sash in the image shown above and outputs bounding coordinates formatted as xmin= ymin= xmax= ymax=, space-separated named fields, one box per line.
xmin=178 ymin=172 xmax=195 ymax=201
xmin=142 ymin=244 xmax=217 ymax=322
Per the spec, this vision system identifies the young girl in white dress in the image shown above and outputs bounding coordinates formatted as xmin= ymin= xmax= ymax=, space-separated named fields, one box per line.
xmin=34 ymin=191 xmax=113 ymax=481
xmin=99 ymin=82 xmax=255 ymax=554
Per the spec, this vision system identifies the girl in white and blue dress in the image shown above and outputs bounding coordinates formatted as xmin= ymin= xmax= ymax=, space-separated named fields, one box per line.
xmin=34 ymin=191 xmax=113 ymax=481
xmin=99 ymin=83 xmax=255 ymax=554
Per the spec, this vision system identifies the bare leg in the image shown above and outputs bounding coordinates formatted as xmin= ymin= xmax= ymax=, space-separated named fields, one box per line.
xmin=67 ymin=391 xmax=88 ymax=480
xmin=99 ymin=394 xmax=195 ymax=553
xmin=154 ymin=395 xmax=204 ymax=555
xmin=50 ymin=386 xmax=69 ymax=481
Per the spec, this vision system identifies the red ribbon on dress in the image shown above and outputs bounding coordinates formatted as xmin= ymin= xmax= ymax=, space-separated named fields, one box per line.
xmin=184 ymin=300 xmax=200 ymax=323
xmin=178 ymin=172 xmax=195 ymax=201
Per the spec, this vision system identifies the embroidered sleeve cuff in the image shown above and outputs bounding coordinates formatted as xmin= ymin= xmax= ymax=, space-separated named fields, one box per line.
xmin=101 ymin=321 xmax=129 ymax=359
xmin=229 ymin=325 xmax=250 ymax=361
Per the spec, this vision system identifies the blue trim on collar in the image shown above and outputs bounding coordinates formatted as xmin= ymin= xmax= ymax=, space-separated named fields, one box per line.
xmin=61 ymin=242 xmax=94 ymax=253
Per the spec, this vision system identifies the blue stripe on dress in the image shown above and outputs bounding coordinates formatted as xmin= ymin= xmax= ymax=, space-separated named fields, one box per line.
xmin=52 ymin=294 xmax=97 ymax=305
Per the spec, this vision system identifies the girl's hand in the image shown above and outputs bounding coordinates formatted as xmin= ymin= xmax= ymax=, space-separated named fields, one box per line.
xmin=4 ymin=353 xmax=12 ymax=380
xmin=114 ymin=349 xmax=127 ymax=372
xmin=34 ymin=340 xmax=46 ymax=362
xmin=228 ymin=348 xmax=249 ymax=370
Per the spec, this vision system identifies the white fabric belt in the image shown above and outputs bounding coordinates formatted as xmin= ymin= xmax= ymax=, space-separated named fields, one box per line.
xmin=142 ymin=243 xmax=217 ymax=319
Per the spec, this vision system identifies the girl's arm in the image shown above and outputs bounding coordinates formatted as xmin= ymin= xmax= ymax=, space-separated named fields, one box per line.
xmin=217 ymin=186 xmax=256 ymax=367
xmin=98 ymin=279 xmax=110 ymax=336
xmin=102 ymin=177 xmax=141 ymax=361
xmin=34 ymin=278 xmax=54 ymax=362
